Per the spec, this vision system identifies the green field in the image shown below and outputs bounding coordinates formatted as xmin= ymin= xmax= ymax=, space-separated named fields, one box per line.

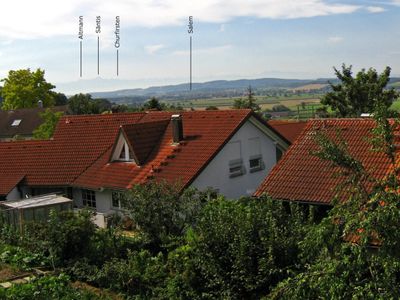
xmin=167 ymin=94 xmax=322 ymax=111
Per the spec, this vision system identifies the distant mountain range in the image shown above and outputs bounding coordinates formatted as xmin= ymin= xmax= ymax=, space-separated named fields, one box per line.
xmin=87 ymin=77 xmax=400 ymax=103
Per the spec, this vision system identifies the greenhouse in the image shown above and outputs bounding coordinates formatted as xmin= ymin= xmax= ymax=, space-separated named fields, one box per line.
xmin=0 ymin=194 xmax=73 ymax=231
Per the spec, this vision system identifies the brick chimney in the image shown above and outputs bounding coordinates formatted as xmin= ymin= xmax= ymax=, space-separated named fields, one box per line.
xmin=171 ymin=114 xmax=183 ymax=143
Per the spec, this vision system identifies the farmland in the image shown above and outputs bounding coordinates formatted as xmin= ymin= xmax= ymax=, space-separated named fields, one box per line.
xmin=167 ymin=94 xmax=322 ymax=111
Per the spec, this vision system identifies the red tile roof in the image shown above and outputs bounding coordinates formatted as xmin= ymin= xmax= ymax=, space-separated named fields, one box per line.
xmin=255 ymin=119 xmax=392 ymax=204
xmin=121 ymin=120 xmax=170 ymax=165
xmin=0 ymin=110 xmax=259 ymax=194
xmin=0 ymin=174 xmax=25 ymax=196
xmin=267 ymin=120 xmax=307 ymax=143
xmin=73 ymin=110 xmax=253 ymax=190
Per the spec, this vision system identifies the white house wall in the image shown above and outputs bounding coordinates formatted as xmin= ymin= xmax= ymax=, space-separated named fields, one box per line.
xmin=72 ymin=188 xmax=113 ymax=214
xmin=191 ymin=120 xmax=278 ymax=199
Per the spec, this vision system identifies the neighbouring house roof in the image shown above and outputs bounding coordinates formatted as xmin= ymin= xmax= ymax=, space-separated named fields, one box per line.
xmin=255 ymin=119 xmax=392 ymax=205
xmin=0 ymin=106 xmax=67 ymax=140
xmin=267 ymin=120 xmax=307 ymax=143
xmin=0 ymin=174 xmax=25 ymax=196
xmin=0 ymin=110 xmax=284 ymax=194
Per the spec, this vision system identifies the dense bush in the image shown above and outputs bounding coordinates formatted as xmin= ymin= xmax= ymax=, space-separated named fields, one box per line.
xmin=123 ymin=181 xmax=214 ymax=248
xmin=65 ymin=196 xmax=312 ymax=299
xmin=0 ymin=274 xmax=108 ymax=299
xmin=177 ymin=197 xmax=311 ymax=299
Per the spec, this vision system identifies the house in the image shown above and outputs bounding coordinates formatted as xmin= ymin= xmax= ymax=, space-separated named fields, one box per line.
xmin=0 ymin=106 xmax=67 ymax=141
xmin=0 ymin=110 xmax=289 ymax=220
xmin=254 ymin=119 xmax=392 ymax=205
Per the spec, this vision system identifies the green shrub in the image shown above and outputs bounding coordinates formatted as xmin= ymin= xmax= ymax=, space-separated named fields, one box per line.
xmin=178 ymin=197 xmax=311 ymax=299
xmin=0 ymin=274 xmax=107 ymax=299
xmin=123 ymin=182 xmax=214 ymax=249
xmin=94 ymin=250 xmax=167 ymax=298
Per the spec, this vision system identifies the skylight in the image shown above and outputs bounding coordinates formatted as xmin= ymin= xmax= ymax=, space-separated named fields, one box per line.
xmin=11 ymin=119 xmax=22 ymax=127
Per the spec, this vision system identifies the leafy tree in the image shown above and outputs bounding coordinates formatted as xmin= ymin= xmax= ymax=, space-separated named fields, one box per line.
xmin=173 ymin=197 xmax=311 ymax=299
xmin=205 ymin=105 xmax=218 ymax=110
xmin=144 ymin=97 xmax=164 ymax=111
xmin=1 ymin=68 xmax=56 ymax=110
xmin=0 ymin=86 xmax=3 ymax=106
xmin=271 ymin=104 xmax=290 ymax=112
xmin=52 ymin=92 xmax=68 ymax=106
xmin=321 ymin=64 xmax=399 ymax=117
xmin=33 ymin=108 xmax=64 ymax=139
xmin=23 ymin=210 xmax=97 ymax=266
xmin=67 ymin=93 xmax=92 ymax=114
xmin=233 ymin=85 xmax=261 ymax=111
xmin=111 ymin=103 xmax=129 ymax=113
xmin=270 ymin=102 xmax=400 ymax=299
xmin=67 ymin=93 xmax=111 ymax=115
xmin=123 ymin=181 xmax=213 ymax=247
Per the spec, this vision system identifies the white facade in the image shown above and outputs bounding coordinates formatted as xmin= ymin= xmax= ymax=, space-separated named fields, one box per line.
xmin=73 ymin=188 xmax=118 ymax=215
xmin=191 ymin=117 xmax=283 ymax=198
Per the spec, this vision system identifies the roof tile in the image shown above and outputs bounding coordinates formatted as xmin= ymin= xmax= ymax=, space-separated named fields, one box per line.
xmin=255 ymin=119 xmax=392 ymax=204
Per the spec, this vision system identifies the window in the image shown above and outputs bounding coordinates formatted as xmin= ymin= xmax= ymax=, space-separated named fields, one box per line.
xmin=248 ymin=137 xmax=264 ymax=173
xmin=112 ymin=192 xmax=127 ymax=209
xmin=116 ymin=141 xmax=134 ymax=162
xmin=226 ymin=141 xmax=245 ymax=177
xmin=249 ymin=154 xmax=264 ymax=172
xmin=119 ymin=146 xmax=126 ymax=160
xmin=229 ymin=158 xmax=245 ymax=178
xmin=11 ymin=119 xmax=22 ymax=127
xmin=82 ymin=189 xmax=96 ymax=208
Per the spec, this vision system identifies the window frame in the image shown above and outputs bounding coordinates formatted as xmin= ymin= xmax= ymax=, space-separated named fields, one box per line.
xmin=249 ymin=154 xmax=264 ymax=173
xmin=82 ymin=189 xmax=96 ymax=208
xmin=111 ymin=192 xmax=127 ymax=210
xmin=229 ymin=158 xmax=245 ymax=178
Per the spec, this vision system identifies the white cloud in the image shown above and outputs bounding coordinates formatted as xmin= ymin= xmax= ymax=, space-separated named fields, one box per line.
xmin=173 ymin=44 xmax=232 ymax=56
xmin=145 ymin=44 xmax=166 ymax=54
xmin=366 ymin=6 xmax=385 ymax=13
xmin=0 ymin=0 xmax=361 ymax=39
xmin=1 ymin=40 xmax=13 ymax=46
xmin=219 ymin=24 xmax=226 ymax=32
xmin=327 ymin=36 xmax=344 ymax=43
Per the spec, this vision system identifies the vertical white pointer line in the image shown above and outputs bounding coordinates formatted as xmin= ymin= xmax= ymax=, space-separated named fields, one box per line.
xmin=190 ymin=36 xmax=192 ymax=91
xmin=80 ymin=41 xmax=82 ymax=77
xmin=97 ymin=36 xmax=100 ymax=75
xmin=117 ymin=49 xmax=119 ymax=76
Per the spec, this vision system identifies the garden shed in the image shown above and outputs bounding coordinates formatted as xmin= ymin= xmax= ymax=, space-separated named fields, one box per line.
xmin=0 ymin=194 xmax=73 ymax=231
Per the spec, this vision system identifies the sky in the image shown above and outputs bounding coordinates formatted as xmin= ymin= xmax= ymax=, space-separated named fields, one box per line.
xmin=0 ymin=0 xmax=399 ymax=94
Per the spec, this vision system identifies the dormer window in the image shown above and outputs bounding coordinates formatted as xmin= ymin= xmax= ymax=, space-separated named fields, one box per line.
xmin=110 ymin=120 xmax=170 ymax=165
xmin=119 ymin=143 xmax=127 ymax=160
xmin=116 ymin=141 xmax=133 ymax=162
xmin=111 ymin=132 xmax=135 ymax=163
